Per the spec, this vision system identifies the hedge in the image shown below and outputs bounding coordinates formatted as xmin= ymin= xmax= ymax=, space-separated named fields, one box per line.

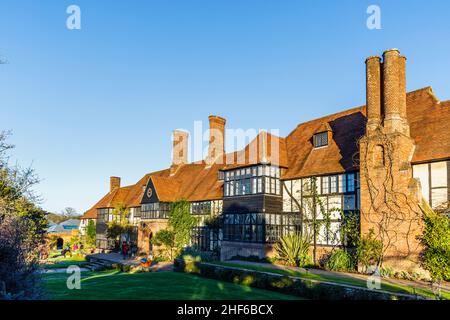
xmin=174 ymin=258 xmax=422 ymax=300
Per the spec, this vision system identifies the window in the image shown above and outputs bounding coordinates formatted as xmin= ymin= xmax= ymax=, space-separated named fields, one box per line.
xmin=330 ymin=176 xmax=337 ymax=193
xmin=338 ymin=174 xmax=346 ymax=193
xmin=347 ymin=173 xmax=355 ymax=192
xmin=141 ymin=202 xmax=170 ymax=219
xmin=223 ymin=212 xmax=301 ymax=243
xmin=320 ymin=177 xmax=328 ymax=195
xmin=191 ymin=201 xmax=212 ymax=215
xmin=223 ymin=165 xmax=281 ymax=196
xmin=313 ymin=132 xmax=328 ymax=148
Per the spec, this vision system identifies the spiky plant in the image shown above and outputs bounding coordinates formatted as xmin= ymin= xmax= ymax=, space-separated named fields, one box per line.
xmin=274 ymin=233 xmax=311 ymax=267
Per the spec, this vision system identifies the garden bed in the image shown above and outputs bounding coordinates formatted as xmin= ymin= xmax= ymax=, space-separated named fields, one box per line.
xmin=174 ymin=258 xmax=428 ymax=300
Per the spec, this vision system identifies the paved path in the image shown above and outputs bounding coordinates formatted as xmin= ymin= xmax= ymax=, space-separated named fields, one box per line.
xmin=37 ymin=267 xmax=90 ymax=274
xmin=226 ymin=260 xmax=450 ymax=293
xmin=88 ymin=252 xmax=141 ymax=266
xmin=87 ymin=252 xmax=174 ymax=271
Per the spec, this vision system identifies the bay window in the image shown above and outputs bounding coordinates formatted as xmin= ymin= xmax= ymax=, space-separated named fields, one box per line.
xmin=222 ymin=165 xmax=281 ymax=197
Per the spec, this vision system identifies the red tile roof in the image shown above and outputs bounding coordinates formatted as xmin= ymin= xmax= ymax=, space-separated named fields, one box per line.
xmin=283 ymin=87 xmax=450 ymax=180
xmin=222 ymin=132 xmax=288 ymax=170
xmin=83 ymin=87 xmax=450 ymax=216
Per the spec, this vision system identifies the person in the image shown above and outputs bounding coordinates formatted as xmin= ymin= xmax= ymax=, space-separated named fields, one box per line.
xmin=130 ymin=242 xmax=138 ymax=258
xmin=62 ymin=244 xmax=71 ymax=257
xmin=121 ymin=241 xmax=129 ymax=259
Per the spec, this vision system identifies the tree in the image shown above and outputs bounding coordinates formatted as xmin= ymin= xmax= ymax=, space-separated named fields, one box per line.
xmin=60 ymin=207 xmax=78 ymax=217
xmin=0 ymin=131 xmax=47 ymax=299
xmin=420 ymin=200 xmax=450 ymax=298
xmin=153 ymin=200 xmax=197 ymax=260
xmin=168 ymin=200 xmax=197 ymax=250
xmin=106 ymin=203 xmax=133 ymax=242
xmin=85 ymin=220 xmax=96 ymax=247
xmin=151 ymin=229 xmax=176 ymax=260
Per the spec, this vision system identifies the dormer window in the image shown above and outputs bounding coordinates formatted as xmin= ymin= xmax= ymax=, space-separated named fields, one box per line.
xmin=313 ymin=132 xmax=328 ymax=148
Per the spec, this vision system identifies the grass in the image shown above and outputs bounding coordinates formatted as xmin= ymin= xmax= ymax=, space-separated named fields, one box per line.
xmin=42 ymin=270 xmax=303 ymax=300
xmin=39 ymin=255 xmax=87 ymax=269
xmin=212 ymin=261 xmax=450 ymax=300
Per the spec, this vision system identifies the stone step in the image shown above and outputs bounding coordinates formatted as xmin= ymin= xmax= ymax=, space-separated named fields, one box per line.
xmin=85 ymin=263 xmax=107 ymax=271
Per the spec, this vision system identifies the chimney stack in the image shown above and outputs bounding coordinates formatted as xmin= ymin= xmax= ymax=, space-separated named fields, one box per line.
xmin=383 ymin=49 xmax=400 ymax=131
xmin=110 ymin=176 xmax=121 ymax=192
xmin=365 ymin=56 xmax=382 ymax=132
xmin=206 ymin=115 xmax=226 ymax=166
xmin=365 ymin=49 xmax=409 ymax=135
xmin=172 ymin=130 xmax=189 ymax=166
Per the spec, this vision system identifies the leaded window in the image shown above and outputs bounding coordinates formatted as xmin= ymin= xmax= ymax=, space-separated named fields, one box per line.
xmin=191 ymin=201 xmax=212 ymax=215
xmin=141 ymin=202 xmax=170 ymax=219
xmin=313 ymin=132 xmax=328 ymax=148
xmin=222 ymin=212 xmax=301 ymax=243
xmin=222 ymin=165 xmax=281 ymax=197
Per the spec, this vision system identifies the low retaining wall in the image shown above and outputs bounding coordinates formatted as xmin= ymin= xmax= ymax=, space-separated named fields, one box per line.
xmin=174 ymin=258 xmax=423 ymax=300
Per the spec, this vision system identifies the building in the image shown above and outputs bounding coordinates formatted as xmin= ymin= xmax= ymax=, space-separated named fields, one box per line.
xmin=83 ymin=49 xmax=450 ymax=273
xmin=47 ymin=219 xmax=81 ymax=249
xmin=79 ymin=209 xmax=96 ymax=235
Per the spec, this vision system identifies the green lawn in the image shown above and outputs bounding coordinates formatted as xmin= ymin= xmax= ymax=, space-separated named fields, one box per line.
xmin=42 ymin=270 xmax=302 ymax=300
xmin=212 ymin=262 xmax=450 ymax=300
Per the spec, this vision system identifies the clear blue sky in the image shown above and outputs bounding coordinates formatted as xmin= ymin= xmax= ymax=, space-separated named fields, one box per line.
xmin=1 ymin=0 xmax=449 ymax=214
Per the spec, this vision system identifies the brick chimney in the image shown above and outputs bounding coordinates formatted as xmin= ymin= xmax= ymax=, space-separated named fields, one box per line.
xmin=172 ymin=130 xmax=189 ymax=166
xmin=365 ymin=56 xmax=382 ymax=133
xmin=360 ymin=49 xmax=423 ymax=273
xmin=170 ymin=130 xmax=189 ymax=175
xmin=365 ymin=49 xmax=409 ymax=136
xmin=382 ymin=49 xmax=409 ymax=134
xmin=110 ymin=176 xmax=121 ymax=192
xmin=206 ymin=115 xmax=226 ymax=166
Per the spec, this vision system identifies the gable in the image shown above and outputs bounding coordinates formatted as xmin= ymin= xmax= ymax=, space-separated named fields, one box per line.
xmin=141 ymin=178 xmax=160 ymax=203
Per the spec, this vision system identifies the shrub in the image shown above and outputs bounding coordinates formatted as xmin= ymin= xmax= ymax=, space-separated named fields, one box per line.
xmin=379 ymin=267 xmax=395 ymax=278
xmin=420 ymin=200 xmax=450 ymax=283
xmin=274 ymin=233 xmax=311 ymax=267
xmin=168 ymin=200 xmax=198 ymax=249
xmin=85 ymin=220 xmax=96 ymax=247
xmin=356 ymin=229 xmax=383 ymax=272
xmin=179 ymin=247 xmax=215 ymax=262
xmin=324 ymin=249 xmax=355 ymax=272
xmin=152 ymin=229 xmax=176 ymax=260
